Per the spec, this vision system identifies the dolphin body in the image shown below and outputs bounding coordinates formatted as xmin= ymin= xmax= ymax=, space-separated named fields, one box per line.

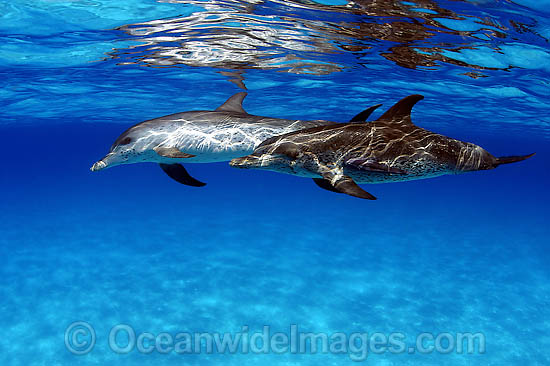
xmin=91 ymin=92 xmax=381 ymax=186
xmin=230 ymin=95 xmax=535 ymax=200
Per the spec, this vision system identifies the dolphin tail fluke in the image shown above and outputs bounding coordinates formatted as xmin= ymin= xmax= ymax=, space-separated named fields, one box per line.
xmin=159 ymin=163 xmax=206 ymax=187
xmin=495 ymin=153 xmax=535 ymax=167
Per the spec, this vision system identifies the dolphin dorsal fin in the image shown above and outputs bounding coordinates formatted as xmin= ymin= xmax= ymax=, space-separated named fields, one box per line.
xmin=376 ymin=94 xmax=424 ymax=125
xmin=215 ymin=92 xmax=248 ymax=114
xmin=349 ymin=103 xmax=382 ymax=123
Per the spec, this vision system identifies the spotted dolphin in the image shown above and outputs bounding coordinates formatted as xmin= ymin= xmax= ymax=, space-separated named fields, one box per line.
xmin=91 ymin=92 xmax=381 ymax=186
xmin=230 ymin=95 xmax=535 ymax=200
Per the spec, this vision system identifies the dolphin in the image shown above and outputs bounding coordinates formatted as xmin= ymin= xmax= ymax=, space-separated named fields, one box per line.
xmin=230 ymin=94 xmax=535 ymax=200
xmin=91 ymin=92 xmax=382 ymax=186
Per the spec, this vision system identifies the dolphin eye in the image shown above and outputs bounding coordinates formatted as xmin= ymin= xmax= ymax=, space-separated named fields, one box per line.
xmin=273 ymin=142 xmax=300 ymax=159
xmin=119 ymin=137 xmax=132 ymax=145
xmin=110 ymin=136 xmax=133 ymax=152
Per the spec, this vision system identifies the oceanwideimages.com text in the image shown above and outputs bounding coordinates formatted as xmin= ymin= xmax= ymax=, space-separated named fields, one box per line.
xmin=65 ymin=322 xmax=486 ymax=361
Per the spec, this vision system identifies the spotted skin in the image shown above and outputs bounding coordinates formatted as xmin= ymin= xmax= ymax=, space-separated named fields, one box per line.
xmin=92 ymin=111 xmax=334 ymax=169
xmin=90 ymin=92 xmax=387 ymax=188
xmin=230 ymin=95 xmax=534 ymax=199
xmin=90 ymin=92 xmax=337 ymax=172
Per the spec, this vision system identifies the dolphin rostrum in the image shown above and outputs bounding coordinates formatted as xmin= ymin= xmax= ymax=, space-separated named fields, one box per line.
xmin=91 ymin=92 xmax=382 ymax=186
xmin=230 ymin=94 xmax=534 ymax=200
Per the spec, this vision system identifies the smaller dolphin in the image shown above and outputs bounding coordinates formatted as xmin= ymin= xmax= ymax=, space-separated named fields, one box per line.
xmin=91 ymin=92 xmax=381 ymax=186
xmin=230 ymin=95 xmax=534 ymax=200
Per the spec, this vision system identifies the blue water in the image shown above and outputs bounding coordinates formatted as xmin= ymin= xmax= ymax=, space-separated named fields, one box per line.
xmin=1 ymin=0 xmax=550 ymax=365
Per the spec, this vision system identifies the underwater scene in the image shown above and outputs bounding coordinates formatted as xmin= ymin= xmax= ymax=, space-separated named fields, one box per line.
xmin=1 ymin=0 xmax=549 ymax=365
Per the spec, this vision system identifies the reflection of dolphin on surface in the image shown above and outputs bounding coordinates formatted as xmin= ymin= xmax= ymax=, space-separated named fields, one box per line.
xmin=91 ymin=92 xmax=381 ymax=187
xmin=230 ymin=95 xmax=535 ymax=200
xmin=113 ymin=0 xmax=510 ymax=76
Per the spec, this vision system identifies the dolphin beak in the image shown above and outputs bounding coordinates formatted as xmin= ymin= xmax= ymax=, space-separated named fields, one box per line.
xmin=90 ymin=160 xmax=107 ymax=171
xmin=90 ymin=153 xmax=114 ymax=171
xmin=229 ymin=156 xmax=257 ymax=169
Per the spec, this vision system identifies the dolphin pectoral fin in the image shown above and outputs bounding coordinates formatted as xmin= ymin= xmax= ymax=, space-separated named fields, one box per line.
xmin=334 ymin=176 xmax=377 ymax=200
xmin=349 ymin=104 xmax=383 ymax=123
xmin=154 ymin=147 xmax=196 ymax=159
xmin=319 ymin=173 xmax=377 ymax=200
xmin=312 ymin=178 xmax=343 ymax=193
xmin=345 ymin=158 xmax=408 ymax=175
xmin=159 ymin=163 xmax=206 ymax=187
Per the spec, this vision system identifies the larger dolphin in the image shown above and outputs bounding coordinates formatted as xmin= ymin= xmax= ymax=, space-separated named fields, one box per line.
xmin=91 ymin=92 xmax=381 ymax=186
xmin=230 ymin=95 xmax=535 ymax=200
